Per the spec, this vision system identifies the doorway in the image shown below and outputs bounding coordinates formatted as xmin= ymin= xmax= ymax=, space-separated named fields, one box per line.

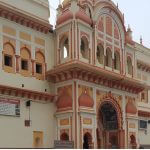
xmin=98 ymin=103 xmax=119 ymax=149
xmin=83 ymin=132 xmax=92 ymax=149
xmin=60 ymin=132 xmax=69 ymax=141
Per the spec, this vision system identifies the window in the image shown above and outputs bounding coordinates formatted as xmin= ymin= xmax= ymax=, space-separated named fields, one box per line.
xmin=97 ymin=44 xmax=104 ymax=64
xmin=80 ymin=36 xmax=89 ymax=59
xmin=20 ymin=47 xmax=31 ymax=76
xmin=63 ymin=38 xmax=69 ymax=59
xmin=35 ymin=51 xmax=45 ymax=80
xmin=127 ymin=57 xmax=132 ymax=75
xmin=81 ymin=39 xmax=85 ymax=52
xmin=60 ymin=36 xmax=69 ymax=60
xmin=21 ymin=59 xmax=28 ymax=70
xmin=114 ymin=52 xmax=120 ymax=70
xmin=139 ymin=120 xmax=147 ymax=129
xmin=105 ymin=48 xmax=112 ymax=67
xmin=141 ymin=93 xmax=145 ymax=100
xmin=140 ymin=90 xmax=148 ymax=103
xmin=36 ymin=63 xmax=42 ymax=74
xmin=4 ymin=55 xmax=12 ymax=67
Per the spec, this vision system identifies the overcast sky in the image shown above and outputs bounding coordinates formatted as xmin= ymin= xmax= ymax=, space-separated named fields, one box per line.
xmin=49 ymin=0 xmax=150 ymax=48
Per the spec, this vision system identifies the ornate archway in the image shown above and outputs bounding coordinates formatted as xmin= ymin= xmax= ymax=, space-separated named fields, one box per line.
xmin=97 ymin=93 xmax=124 ymax=149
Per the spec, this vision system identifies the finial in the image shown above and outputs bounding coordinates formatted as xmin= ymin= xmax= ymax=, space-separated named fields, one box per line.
xmin=140 ymin=36 xmax=143 ymax=45
xmin=117 ymin=3 xmax=118 ymax=8
xmin=127 ymin=24 xmax=131 ymax=32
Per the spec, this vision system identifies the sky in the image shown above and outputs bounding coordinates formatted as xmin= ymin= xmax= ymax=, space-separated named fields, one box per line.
xmin=49 ymin=0 xmax=150 ymax=48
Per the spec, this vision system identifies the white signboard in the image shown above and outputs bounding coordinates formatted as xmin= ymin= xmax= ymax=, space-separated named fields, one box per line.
xmin=0 ymin=98 xmax=20 ymax=117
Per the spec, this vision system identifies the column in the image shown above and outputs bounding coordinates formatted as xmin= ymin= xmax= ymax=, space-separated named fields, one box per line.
xmin=15 ymin=55 xmax=20 ymax=73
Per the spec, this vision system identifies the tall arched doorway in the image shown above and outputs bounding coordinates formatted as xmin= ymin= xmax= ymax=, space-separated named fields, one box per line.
xmin=97 ymin=102 xmax=123 ymax=149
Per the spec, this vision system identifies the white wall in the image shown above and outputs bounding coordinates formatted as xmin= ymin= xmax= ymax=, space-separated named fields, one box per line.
xmin=0 ymin=17 xmax=55 ymax=93
xmin=0 ymin=0 xmax=50 ymax=24
xmin=0 ymin=95 xmax=56 ymax=148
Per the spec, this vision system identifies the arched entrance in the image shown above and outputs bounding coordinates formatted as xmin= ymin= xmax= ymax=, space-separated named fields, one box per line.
xmin=83 ymin=132 xmax=92 ymax=149
xmin=97 ymin=100 xmax=124 ymax=149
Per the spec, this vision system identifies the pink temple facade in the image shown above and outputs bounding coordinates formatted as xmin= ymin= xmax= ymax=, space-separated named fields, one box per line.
xmin=0 ymin=0 xmax=150 ymax=148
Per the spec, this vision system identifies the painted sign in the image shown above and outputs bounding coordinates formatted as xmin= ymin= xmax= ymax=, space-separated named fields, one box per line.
xmin=54 ymin=140 xmax=74 ymax=149
xmin=0 ymin=98 xmax=20 ymax=116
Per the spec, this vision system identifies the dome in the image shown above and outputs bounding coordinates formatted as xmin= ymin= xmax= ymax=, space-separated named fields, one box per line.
xmin=75 ymin=10 xmax=92 ymax=25
xmin=126 ymin=100 xmax=137 ymax=114
xmin=56 ymin=90 xmax=72 ymax=109
xmin=78 ymin=91 xmax=94 ymax=108
xmin=57 ymin=10 xmax=73 ymax=25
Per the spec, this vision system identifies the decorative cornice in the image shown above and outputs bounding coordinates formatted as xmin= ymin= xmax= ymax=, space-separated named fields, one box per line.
xmin=46 ymin=60 xmax=147 ymax=94
xmin=0 ymin=4 xmax=53 ymax=34
xmin=0 ymin=84 xmax=55 ymax=102
xmin=137 ymin=60 xmax=150 ymax=73
xmin=138 ymin=110 xmax=150 ymax=118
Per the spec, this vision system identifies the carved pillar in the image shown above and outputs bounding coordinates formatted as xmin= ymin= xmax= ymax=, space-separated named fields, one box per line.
xmin=120 ymin=60 xmax=121 ymax=74
xmin=31 ymin=59 xmax=35 ymax=76
xmin=2 ymin=51 xmax=4 ymax=68
xmin=132 ymin=66 xmax=134 ymax=77
xmin=112 ymin=58 xmax=114 ymax=71
xmin=58 ymin=48 xmax=61 ymax=64
xmin=15 ymin=55 xmax=20 ymax=73
xmin=89 ymin=48 xmax=91 ymax=64
xmin=96 ymin=128 xmax=101 ymax=148
xmin=105 ymin=131 xmax=109 ymax=149
xmin=104 ymin=56 xmax=106 ymax=69
xmin=119 ymin=130 xmax=125 ymax=149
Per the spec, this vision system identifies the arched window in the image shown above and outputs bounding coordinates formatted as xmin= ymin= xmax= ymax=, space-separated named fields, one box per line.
xmin=20 ymin=47 xmax=31 ymax=76
xmin=105 ymin=48 xmax=112 ymax=67
xmin=114 ymin=51 xmax=120 ymax=70
xmin=127 ymin=56 xmax=132 ymax=75
xmin=60 ymin=36 xmax=69 ymax=59
xmin=80 ymin=36 xmax=89 ymax=60
xmin=3 ymin=42 xmax=15 ymax=73
xmin=35 ymin=51 xmax=45 ymax=80
xmin=97 ymin=44 xmax=104 ymax=64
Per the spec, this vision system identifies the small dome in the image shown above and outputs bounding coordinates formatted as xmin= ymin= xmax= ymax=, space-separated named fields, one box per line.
xmin=75 ymin=10 xmax=92 ymax=25
xmin=79 ymin=91 xmax=94 ymax=108
xmin=126 ymin=100 xmax=137 ymax=114
xmin=57 ymin=10 xmax=73 ymax=25
xmin=56 ymin=90 xmax=72 ymax=109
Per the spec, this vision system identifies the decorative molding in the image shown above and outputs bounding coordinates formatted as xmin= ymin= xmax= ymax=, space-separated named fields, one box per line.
xmin=46 ymin=60 xmax=146 ymax=94
xmin=60 ymin=118 xmax=69 ymax=126
xmin=0 ymin=84 xmax=55 ymax=102
xmin=83 ymin=118 xmax=92 ymax=125
xmin=137 ymin=60 xmax=150 ymax=73
xmin=0 ymin=5 xmax=52 ymax=34
xmin=138 ymin=110 xmax=150 ymax=117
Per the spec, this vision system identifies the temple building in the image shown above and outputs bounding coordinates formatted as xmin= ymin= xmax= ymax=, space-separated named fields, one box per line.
xmin=0 ymin=0 xmax=150 ymax=148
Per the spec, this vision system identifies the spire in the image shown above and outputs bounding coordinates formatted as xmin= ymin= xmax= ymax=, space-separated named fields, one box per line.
xmin=117 ymin=3 xmax=118 ymax=8
xmin=127 ymin=24 xmax=131 ymax=32
xmin=123 ymin=13 xmax=124 ymax=22
xmin=126 ymin=24 xmax=133 ymax=41
xmin=140 ymin=36 xmax=143 ymax=45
